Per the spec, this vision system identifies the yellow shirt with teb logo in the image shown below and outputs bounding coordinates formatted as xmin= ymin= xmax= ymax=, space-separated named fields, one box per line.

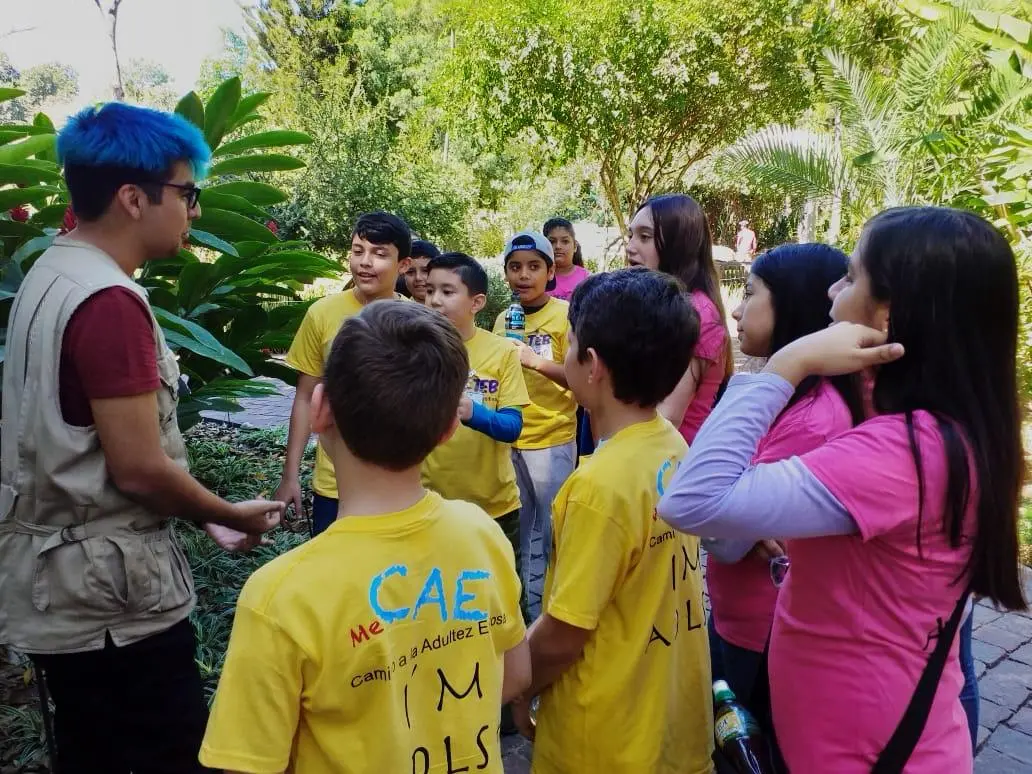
xmin=532 ymin=415 xmax=714 ymax=774
xmin=492 ymin=297 xmax=577 ymax=450
xmin=422 ymin=328 xmax=530 ymax=518
xmin=200 ymin=492 xmax=526 ymax=774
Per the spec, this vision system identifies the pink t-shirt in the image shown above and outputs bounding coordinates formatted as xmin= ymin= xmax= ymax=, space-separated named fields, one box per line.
xmin=679 ymin=289 xmax=729 ymax=443
xmin=770 ymin=411 xmax=975 ymax=772
xmin=549 ymin=265 xmax=591 ymax=301
xmin=707 ymin=380 xmax=853 ymax=652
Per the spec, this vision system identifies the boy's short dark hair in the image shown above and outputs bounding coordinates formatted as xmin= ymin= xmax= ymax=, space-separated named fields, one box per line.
xmin=411 ymin=239 xmax=442 ymax=261
xmin=568 ymin=267 xmax=700 ymax=408
xmin=324 ymin=301 xmax=468 ymax=470
xmin=426 ymin=252 xmax=489 ymax=297
xmin=353 ymin=211 xmax=413 ymax=260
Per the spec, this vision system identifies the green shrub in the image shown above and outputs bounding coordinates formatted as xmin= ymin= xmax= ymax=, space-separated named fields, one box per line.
xmin=477 ymin=258 xmax=511 ymax=330
xmin=183 ymin=424 xmax=315 ymax=701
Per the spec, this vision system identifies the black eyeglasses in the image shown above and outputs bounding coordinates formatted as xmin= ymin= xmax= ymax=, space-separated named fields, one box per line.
xmin=158 ymin=182 xmax=202 ymax=209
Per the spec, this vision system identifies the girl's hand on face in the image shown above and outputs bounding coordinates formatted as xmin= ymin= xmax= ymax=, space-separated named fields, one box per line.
xmin=765 ymin=322 xmax=904 ymax=386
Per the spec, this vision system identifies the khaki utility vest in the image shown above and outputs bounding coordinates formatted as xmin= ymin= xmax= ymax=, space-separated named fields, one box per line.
xmin=0 ymin=238 xmax=195 ymax=653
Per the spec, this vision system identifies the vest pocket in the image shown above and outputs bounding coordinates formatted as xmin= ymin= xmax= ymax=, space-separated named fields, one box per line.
xmin=31 ymin=530 xmax=192 ymax=616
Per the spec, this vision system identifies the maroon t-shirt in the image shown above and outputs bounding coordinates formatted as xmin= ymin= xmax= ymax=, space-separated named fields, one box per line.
xmin=59 ymin=287 xmax=160 ymax=427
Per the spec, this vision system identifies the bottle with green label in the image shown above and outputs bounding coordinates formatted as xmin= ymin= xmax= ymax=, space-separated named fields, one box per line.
xmin=713 ymin=680 xmax=772 ymax=774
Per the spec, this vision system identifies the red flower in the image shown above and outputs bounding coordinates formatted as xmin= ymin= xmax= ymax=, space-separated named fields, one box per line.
xmin=59 ymin=205 xmax=77 ymax=235
xmin=265 ymin=219 xmax=279 ymax=236
xmin=9 ymin=205 xmax=29 ymax=223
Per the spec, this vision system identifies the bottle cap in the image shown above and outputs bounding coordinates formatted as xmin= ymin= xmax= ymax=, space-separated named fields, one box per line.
xmin=713 ymin=679 xmax=736 ymax=703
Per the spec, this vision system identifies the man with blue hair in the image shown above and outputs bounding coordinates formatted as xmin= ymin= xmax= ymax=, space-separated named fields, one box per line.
xmin=0 ymin=102 xmax=283 ymax=773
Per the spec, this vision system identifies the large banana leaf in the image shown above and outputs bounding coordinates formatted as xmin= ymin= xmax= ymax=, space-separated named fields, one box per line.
xmin=0 ymin=76 xmax=346 ymax=429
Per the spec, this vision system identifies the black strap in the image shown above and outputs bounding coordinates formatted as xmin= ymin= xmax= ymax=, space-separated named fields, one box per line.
xmin=872 ymin=587 xmax=972 ymax=773
xmin=747 ymin=587 xmax=972 ymax=774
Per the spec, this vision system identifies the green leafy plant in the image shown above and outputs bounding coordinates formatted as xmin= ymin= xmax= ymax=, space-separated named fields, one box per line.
xmin=0 ymin=77 xmax=342 ymax=428
xmin=181 ymin=424 xmax=313 ymax=701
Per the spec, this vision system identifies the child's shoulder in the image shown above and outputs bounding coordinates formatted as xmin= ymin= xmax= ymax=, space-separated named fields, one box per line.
xmin=236 ymin=539 xmax=323 ymax=616
xmin=474 ymin=327 xmax=517 ymax=355
xmin=308 ymin=288 xmax=361 ymax=320
xmin=433 ymin=498 xmax=511 ymax=548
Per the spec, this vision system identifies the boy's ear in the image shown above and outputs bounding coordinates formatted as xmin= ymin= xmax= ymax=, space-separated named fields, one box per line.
xmin=310 ymin=383 xmax=336 ymax=434
xmin=439 ymin=413 xmax=460 ymax=445
xmin=471 ymin=293 xmax=488 ymax=315
xmin=587 ymin=346 xmax=606 ymax=385
xmin=397 ymin=256 xmax=412 ymax=276
xmin=547 ymin=263 xmax=556 ymax=279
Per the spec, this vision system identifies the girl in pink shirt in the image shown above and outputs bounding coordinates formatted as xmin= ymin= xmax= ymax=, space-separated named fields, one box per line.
xmin=659 ymin=207 xmax=1027 ymax=772
xmin=544 ymin=218 xmax=591 ymax=302
xmin=626 ymin=194 xmax=732 ymax=443
xmin=707 ymin=243 xmax=864 ymax=710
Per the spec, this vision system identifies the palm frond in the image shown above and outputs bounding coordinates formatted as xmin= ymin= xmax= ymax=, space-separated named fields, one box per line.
xmin=819 ymin=49 xmax=894 ymax=158
xmin=896 ymin=6 xmax=973 ymax=123
xmin=717 ymin=125 xmax=850 ymax=201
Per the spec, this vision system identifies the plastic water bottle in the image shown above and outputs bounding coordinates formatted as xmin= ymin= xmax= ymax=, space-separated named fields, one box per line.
xmin=713 ymin=680 xmax=772 ymax=774
xmin=504 ymin=291 xmax=525 ymax=341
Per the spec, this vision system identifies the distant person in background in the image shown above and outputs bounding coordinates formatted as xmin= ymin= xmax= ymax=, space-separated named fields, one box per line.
xmin=401 ymin=239 xmax=441 ymax=303
xmin=736 ymin=219 xmax=757 ymax=260
xmin=544 ymin=218 xmax=591 ymax=302
xmin=627 ymin=194 xmax=732 ymax=444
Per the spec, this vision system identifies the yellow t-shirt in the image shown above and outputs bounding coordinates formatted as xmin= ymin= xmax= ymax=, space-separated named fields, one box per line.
xmin=200 ymin=492 xmax=526 ymax=774
xmin=285 ymin=289 xmax=405 ymax=499
xmin=422 ymin=328 xmax=530 ymax=518
xmin=533 ymin=415 xmax=714 ymax=774
xmin=492 ymin=297 xmax=576 ymax=450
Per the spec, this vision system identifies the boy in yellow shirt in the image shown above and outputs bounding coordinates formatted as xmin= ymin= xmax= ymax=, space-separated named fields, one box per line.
xmin=200 ymin=302 xmax=531 ymax=774
xmin=275 ymin=211 xmax=411 ymax=536
xmin=422 ymin=252 xmax=530 ymax=615
xmin=491 ymin=231 xmax=577 ymax=609
xmin=512 ymin=268 xmax=714 ymax=774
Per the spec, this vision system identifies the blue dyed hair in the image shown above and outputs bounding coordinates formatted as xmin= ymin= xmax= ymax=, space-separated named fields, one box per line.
xmin=58 ymin=102 xmax=211 ymax=178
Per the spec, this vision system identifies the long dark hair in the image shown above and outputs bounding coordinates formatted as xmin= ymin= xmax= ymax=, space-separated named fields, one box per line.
xmin=862 ymin=207 xmax=1025 ymax=611
xmin=638 ymin=194 xmax=733 ymax=379
xmin=544 ymin=217 xmax=585 ymax=267
xmin=751 ymin=243 xmax=864 ymax=425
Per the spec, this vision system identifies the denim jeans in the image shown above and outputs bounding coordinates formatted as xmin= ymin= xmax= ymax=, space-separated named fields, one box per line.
xmin=708 ymin=614 xmax=764 ymax=715
xmin=311 ymin=493 xmax=339 ymax=537
xmin=958 ymin=611 xmax=979 ymax=750
xmin=511 ymin=441 xmax=577 ymax=612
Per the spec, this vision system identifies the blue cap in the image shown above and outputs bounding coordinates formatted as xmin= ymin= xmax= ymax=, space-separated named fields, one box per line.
xmin=504 ymin=230 xmax=556 ymax=291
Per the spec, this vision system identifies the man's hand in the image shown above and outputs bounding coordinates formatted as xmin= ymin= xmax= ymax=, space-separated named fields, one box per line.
xmin=515 ymin=341 xmax=544 ymax=371
xmin=273 ymin=478 xmax=303 ymax=522
xmin=204 ymin=522 xmax=268 ymax=553
xmin=228 ymin=499 xmax=284 ymax=534
xmin=511 ymin=697 xmax=536 ymax=740
xmin=458 ymin=394 xmax=474 ymax=422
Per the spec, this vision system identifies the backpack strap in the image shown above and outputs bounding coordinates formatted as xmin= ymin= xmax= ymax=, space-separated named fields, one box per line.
xmin=872 ymin=587 xmax=973 ymax=773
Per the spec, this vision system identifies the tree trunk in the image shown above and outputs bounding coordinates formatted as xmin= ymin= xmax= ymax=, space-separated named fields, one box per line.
xmin=599 ymin=158 xmax=627 ymax=237
xmin=827 ymin=110 xmax=843 ymax=244
xmin=94 ymin=0 xmax=125 ymax=100
xmin=799 ymin=198 xmax=818 ymax=242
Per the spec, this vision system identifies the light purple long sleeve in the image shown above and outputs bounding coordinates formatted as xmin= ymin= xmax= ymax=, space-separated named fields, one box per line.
xmin=657 ymin=373 xmax=857 ymax=541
